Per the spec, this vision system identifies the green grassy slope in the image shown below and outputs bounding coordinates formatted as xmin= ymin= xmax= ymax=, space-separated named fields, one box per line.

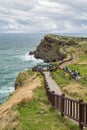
xmin=53 ymin=42 xmax=87 ymax=101
xmin=16 ymin=73 xmax=79 ymax=130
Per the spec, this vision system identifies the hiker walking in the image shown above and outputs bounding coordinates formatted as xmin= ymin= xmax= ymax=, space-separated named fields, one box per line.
xmin=49 ymin=68 xmax=53 ymax=77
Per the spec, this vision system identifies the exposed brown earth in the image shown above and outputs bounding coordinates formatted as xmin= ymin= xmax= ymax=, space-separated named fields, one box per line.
xmin=62 ymin=83 xmax=86 ymax=99
xmin=0 ymin=74 xmax=41 ymax=130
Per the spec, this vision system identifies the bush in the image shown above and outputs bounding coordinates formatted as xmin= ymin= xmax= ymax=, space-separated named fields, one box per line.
xmin=84 ymin=50 xmax=87 ymax=53
xmin=15 ymin=71 xmax=29 ymax=89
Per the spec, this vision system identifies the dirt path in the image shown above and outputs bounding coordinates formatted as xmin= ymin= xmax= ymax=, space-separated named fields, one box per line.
xmin=59 ymin=50 xmax=76 ymax=69
xmin=43 ymin=71 xmax=62 ymax=95
xmin=43 ymin=48 xmax=76 ymax=95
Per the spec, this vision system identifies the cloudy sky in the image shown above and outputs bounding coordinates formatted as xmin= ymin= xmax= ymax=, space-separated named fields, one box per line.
xmin=0 ymin=0 xmax=87 ymax=33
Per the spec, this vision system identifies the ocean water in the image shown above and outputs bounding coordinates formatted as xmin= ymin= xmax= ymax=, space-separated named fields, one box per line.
xmin=0 ymin=33 xmax=87 ymax=104
xmin=0 ymin=33 xmax=44 ymax=104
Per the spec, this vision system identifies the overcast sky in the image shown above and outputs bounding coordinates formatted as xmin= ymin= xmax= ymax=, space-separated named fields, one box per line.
xmin=0 ymin=0 xmax=87 ymax=33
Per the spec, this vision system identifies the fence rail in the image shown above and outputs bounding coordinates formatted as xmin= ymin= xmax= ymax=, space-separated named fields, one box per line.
xmin=42 ymin=72 xmax=87 ymax=130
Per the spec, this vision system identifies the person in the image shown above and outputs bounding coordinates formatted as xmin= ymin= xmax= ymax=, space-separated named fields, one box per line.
xmin=38 ymin=66 xmax=42 ymax=72
xmin=62 ymin=68 xmax=66 ymax=76
xmin=77 ymin=72 xmax=81 ymax=80
xmin=49 ymin=64 xmax=53 ymax=70
xmin=49 ymin=68 xmax=53 ymax=77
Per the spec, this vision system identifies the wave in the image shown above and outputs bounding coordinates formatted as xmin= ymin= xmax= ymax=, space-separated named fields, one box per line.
xmin=0 ymin=87 xmax=14 ymax=94
xmin=20 ymin=52 xmax=44 ymax=64
xmin=0 ymin=86 xmax=14 ymax=104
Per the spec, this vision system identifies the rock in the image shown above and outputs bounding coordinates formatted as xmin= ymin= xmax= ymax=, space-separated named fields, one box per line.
xmin=29 ymin=51 xmax=33 ymax=55
xmin=29 ymin=34 xmax=78 ymax=62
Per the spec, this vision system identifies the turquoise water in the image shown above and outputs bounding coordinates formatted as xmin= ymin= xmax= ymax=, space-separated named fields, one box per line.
xmin=0 ymin=33 xmax=44 ymax=104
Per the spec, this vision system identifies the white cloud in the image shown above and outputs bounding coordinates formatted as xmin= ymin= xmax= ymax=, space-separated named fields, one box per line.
xmin=0 ymin=0 xmax=87 ymax=33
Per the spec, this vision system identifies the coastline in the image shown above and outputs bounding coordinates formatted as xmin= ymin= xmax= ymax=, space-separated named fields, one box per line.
xmin=0 ymin=33 xmax=44 ymax=104
xmin=0 ymin=70 xmax=41 ymax=129
xmin=0 ymin=34 xmax=87 ymax=129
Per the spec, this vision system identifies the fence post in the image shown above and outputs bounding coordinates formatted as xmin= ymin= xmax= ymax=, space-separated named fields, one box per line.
xmin=45 ymin=82 xmax=48 ymax=89
xmin=79 ymin=99 xmax=83 ymax=130
xmin=47 ymin=88 xmax=50 ymax=100
xmin=52 ymin=91 xmax=55 ymax=106
xmin=61 ymin=94 xmax=65 ymax=117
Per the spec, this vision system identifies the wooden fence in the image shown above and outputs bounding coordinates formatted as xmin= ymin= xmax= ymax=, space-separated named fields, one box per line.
xmin=42 ymin=72 xmax=87 ymax=130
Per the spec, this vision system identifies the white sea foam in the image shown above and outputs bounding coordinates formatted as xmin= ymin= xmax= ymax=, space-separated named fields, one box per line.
xmin=0 ymin=87 xmax=14 ymax=94
xmin=20 ymin=52 xmax=43 ymax=63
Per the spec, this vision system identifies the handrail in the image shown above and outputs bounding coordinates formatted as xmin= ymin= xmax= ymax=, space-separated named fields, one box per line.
xmin=42 ymin=72 xmax=87 ymax=130
xmin=32 ymin=47 xmax=85 ymax=130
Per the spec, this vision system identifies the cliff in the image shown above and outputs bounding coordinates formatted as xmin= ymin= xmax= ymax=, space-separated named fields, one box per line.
xmin=29 ymin=34 xmax=78 ymax=62
xmin=0 ymin=70 xmax=41 ymax=130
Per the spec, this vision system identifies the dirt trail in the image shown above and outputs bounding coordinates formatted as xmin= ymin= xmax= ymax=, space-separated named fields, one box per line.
xmin=59 ymin=48 xmax=76 ymax=69
xmin=43 ymin=48 xmax=76 ymax=95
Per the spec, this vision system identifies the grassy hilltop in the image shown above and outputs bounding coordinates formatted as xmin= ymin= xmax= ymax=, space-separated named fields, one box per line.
xmin=53 ymin=37 xmax=87 ymax=101
xmin=30 ymin=34 xmax=87 ymax=63
xmin=0 ymin=70 xmax=80 ymax=130
xmin=0 ymin=34 xmax=87 ymax=130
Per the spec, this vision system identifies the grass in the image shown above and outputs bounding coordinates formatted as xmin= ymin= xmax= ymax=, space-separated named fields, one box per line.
xmin=78 ymin=54 xmax=87 ymax=62
xmin=67 ymin=64 xmax=87 ymax=86
xmin=16 ymin=72 xmax=79 ymax=130
xmin=76 ymin=43 xmax=87 ymax=63
xmin=64 ymin=42 xmax=87 ymax=63
xmin=15 ymin=40 xmax=87 ymax=130
xmin=53 ymin=63 xmax=87 ymax=100
xmin=52 ymin=69 xmax=70 ymax=89
xmin=53 ymin=43 xmax=87 ymax=101
xmin=52 ymin=39 xmax=87 ymax=97
xmin=53 ymin=42 xmax=87 ymax=101
xmin=15 ymin=70 xmax=35 ymax=89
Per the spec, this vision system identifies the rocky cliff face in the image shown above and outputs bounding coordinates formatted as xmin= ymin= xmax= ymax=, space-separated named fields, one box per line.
xmin=29 ymin=34 xmax=77 ymax=62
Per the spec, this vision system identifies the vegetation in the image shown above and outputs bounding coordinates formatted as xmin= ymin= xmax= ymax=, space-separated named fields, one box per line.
xmin=53 ymin=64 xmax=87 ymax=100
xmin=15 ymin=37 xmax=87 ymax=130
xmin=67 ymin=64 xmax=87 ymax=84
xmin=75 ymin=43 xmax=87 ymax=63
xmin=16 ymin=72 xmax=79 ymax=130
xmin=15 ymin=70 xmax=34 ymax=89
xmin=53 ymin=69 xmax=70 ymax=88
xmin=52 ymin=41 xmax=87 ymax=101
xmin=30 ymin=34 xmax=79 ymax=62
xmin=1 ymin=35 xmax=87 ymax=130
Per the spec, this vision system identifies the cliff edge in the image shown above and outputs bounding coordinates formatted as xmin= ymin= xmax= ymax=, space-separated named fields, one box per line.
xmin=30 ymin=34 xmax=77 ymax=62
xmin=0 ymin=70 xmax=41 ymax=130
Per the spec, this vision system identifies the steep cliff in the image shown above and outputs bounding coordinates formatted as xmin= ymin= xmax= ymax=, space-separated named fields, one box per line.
xmin=0 ymin=70 xmax=41 ymax=130
xmin=30 ymin=34 xmax=77 ymax=62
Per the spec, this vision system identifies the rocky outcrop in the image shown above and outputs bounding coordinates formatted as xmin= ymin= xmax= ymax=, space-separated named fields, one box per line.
xmin=29 ymin=34 xmax=78 ymax=62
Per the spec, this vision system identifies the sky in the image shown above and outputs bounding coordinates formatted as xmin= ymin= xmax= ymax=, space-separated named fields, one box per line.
xmin=0 ymin=0 xmax=87 ymax=33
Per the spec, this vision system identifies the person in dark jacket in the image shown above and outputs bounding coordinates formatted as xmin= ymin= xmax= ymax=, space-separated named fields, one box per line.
xmin=49 ymin=68 xmax=53 ymax=77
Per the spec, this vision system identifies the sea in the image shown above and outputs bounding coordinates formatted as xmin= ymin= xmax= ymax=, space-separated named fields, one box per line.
xmin=0 ymin=33 xmax=87 ymax=104
xmin=0 ymin=33 xmax=44 ymax=104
